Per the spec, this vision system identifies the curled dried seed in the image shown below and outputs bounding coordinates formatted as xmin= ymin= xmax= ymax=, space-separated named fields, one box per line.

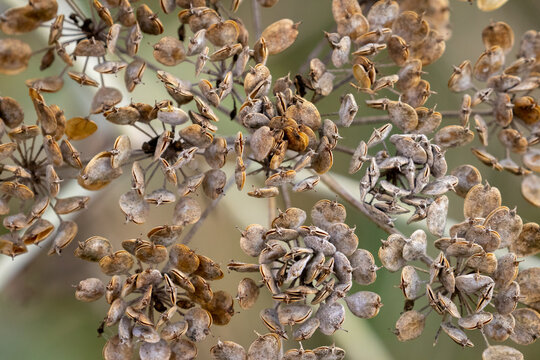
xmin=441 ymin=322 xmax=474 ymax=347
xmin=458 ymin=312 xmax=493 ymax=330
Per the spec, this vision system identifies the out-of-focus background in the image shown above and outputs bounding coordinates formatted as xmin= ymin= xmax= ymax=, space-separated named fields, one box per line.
xmin=0 ymin=0 xmax=539 ymax=359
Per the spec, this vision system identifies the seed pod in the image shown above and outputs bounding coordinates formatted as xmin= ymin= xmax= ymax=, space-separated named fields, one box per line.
xmin=173 ymin=197 xmax=201 ymax=226
xmin=394 ymin=310 xmax=425 ymax=341
xmin=247 ymin=333 xmax=281 ymax=360
xmin=484 ymin=313 xmax=516 ymax=342
xmin=133 ymin=324 xmax=160 ymax=343
xmin=448 ymin=60 xmax=473 ymax=92
xmin=311 ymin=200 xmax=346 ymax=230
xmin=464 ymin=183 xmax=502 ymax=219
xmin=48 ymin=220 xmax=78 ymax=256
xmin=75 ymin=277 xmax=105 ymax=302
xmin=451 ymin=164 xmax=482 ymax=198
xmin=277 ymin=304 xmax=312 ymax=326
xmin=465 ymin=252 xmax=498 ymax=274
xmin=458 ymin=311 xmax=493 ymax=330
xmin=170 ymin=339 xmax=197 ymax=359
xmin=482 ymin=346 xmax=523 ymax=360
xmin=521 ymin=175 xmax=540 ymax=208
xmin=403 ymin=229 xmax=427 ymax=261
xmin=379 ymin=234 xmax=406 ymax=272
xmin=434 ymin=125 xmax=474 ymax=150
xmin=119 ymin=190 xmax=149 ymax=224
xmin=400 ymin=266 xmax=420 ymax=300
xmin=75 ymin=236 xmax=113 ymax=262
xmin=237 ymin=278 xmax=259 ymax=310
xmin=316 ymin=302 xmax=345 ymax=335
xmin=474 ymin=46 xmax=505 ymax=82
xmin=510 ymin=308 xmax=540 ymax=345
xmin=516 ymin=267 xmax=540 ymax=305
xmin=493 ymin=280 xmax=520 ymax=315
xmin=99 ymin=250 xmax=134 ymax=275
xmin=349 ymin=248 xmax=377 ymax=285
xmin=456 ymin=274 xmax=494 ymax=294
xmin=0 ymin=38 xmax=32 ymax=75
xmin=441 ymin=322 xmax=474 ymax=347
xmin=103 ymin=335 xmax=133 ymax=360
xmin=211 ymin=340 xmax=246 ymax=360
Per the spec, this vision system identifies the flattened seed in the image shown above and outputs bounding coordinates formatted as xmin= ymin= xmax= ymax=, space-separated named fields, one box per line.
xmin=316 ymin=302 xmax=345 ymax=335
xmin=247 ymin=333 xmax=280 ymax=360
xmin=210 ymin=340 xmax=246 ymax=360
xmin=394 ymin=310 xmax=425 ymax=341
xmin=482 ymin=346 xmax=523 ymax=360
xmin=510 ymin=308 xmax=540 ymax=345
xmin=345 ymin=291 xmax=382 ymax=319
xmin=464 ymin=183 xmax=501 ymax=219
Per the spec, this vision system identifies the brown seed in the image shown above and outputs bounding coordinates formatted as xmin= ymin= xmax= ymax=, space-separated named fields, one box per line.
xmin=482 ymin=346 xmax=523 ymax=360
xmin=153 ymin=36 xmax=185 ymax=66
xmin=75 ymin=278 xmax=105 ymax=302
xmin=441 ymin=322 xmax=474 ymax=347
xmin=119 ymin=190 xmax=149 ymax=224
xmin=0 ymin=38 xmax=32 ymax=75
xmin=75 ymin=236 xmax=113 ymax=262
xmin=464 ymin=183 xmax=501 ymax=219
xmin=510 ymin=222 xmax=540 ymax=256
xmin=99 ymin=250 xmax=134 ymax=275
xmin=247 ymin=333 xmax=280 ymax=360
xmin=521 ymin=175 xmax=540 ymax=208
xmin=510 ymin=308 xmax=540 ymax=345
xmin=237 ymin=278 xmax=260 ymax=310
xmin=211 ymin=340 xmax=246 ymax=360
xmin=316 ymin=302 xmax=345 ymax=335
xmin=103 ymin=335 xmax=133 ymax=360
xmin=394 ymin=310 xmax=426 ymax=341
xmin=485 ymin=313 xmax=516 ymax=342
xmin=173 ymin=197 xmax=201 ymax=226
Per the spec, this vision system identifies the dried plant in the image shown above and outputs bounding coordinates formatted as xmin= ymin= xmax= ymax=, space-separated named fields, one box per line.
xmin=0 ymin=0 xmax=539 ymax=359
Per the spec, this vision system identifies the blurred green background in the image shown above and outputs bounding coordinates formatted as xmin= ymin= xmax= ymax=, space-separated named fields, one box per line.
xmin=1 ymin=0 xmax=539 ymax=359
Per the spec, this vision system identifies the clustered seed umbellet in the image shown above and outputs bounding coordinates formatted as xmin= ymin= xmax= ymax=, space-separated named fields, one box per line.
xmin=447 ymin=21 xmax=540 ymax=208
xmin=75 ymin=227 xmax=235 ymax=360
xmin=229 ymin=200 xmax=380 ymax=349
xmin=380 ymin=180 xmax=540 ymax=359
xmin=0 ymin=91 xmax=85 ymax=257
xmin=1 ymin=0 xmax=539 ymax=359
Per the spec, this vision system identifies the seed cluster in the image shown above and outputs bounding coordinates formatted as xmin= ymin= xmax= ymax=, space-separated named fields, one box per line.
xmin=0 ymin=92 xmax=84 ymax=257
xmin=381 ymin=182 xmax=540 ymax=359
xmin=231 ymin=200 xmax=380 ymax=350
xmin=0 ymin=0 xmax=538 ymax=359
xmin=75 ymin=228 xmax=233 ymax=360
xmin=447 ymin=21 xmax=540 ymax=207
